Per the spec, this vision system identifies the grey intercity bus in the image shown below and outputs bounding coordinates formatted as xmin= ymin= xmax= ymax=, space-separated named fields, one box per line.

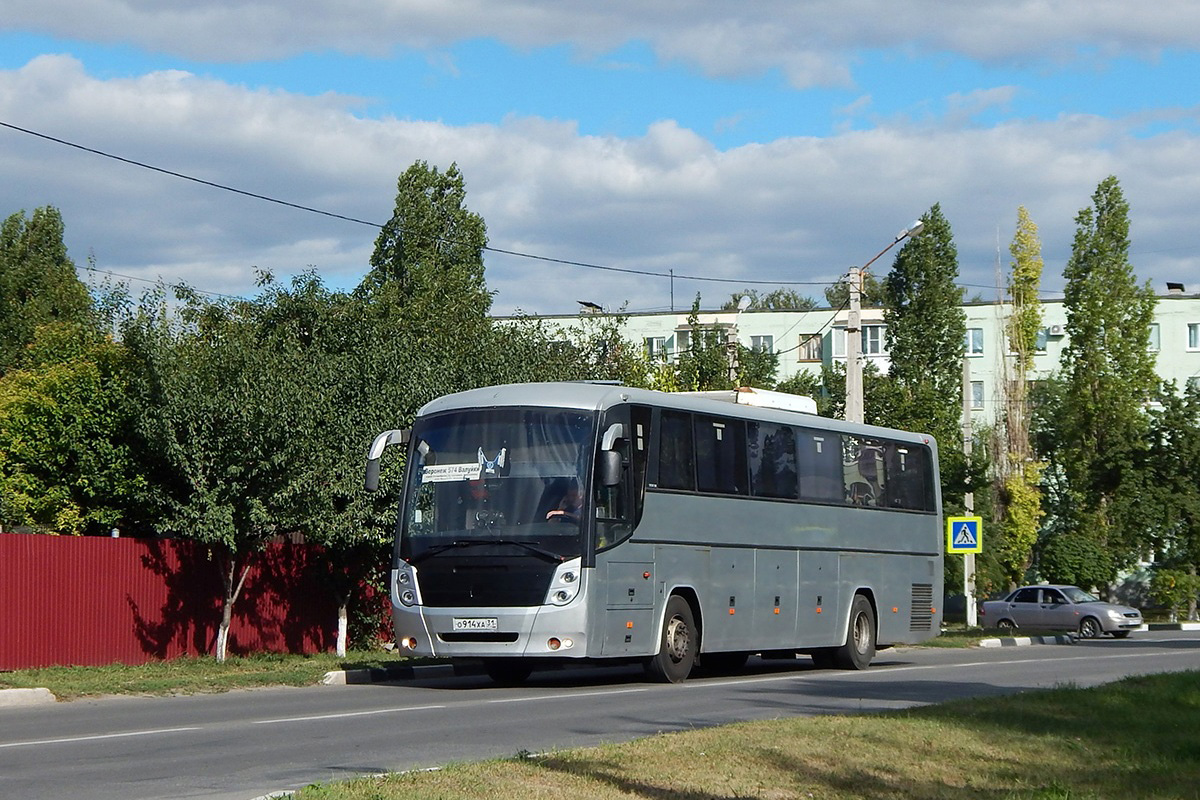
xmin=365 ymin=382 xmax=943 ymax=685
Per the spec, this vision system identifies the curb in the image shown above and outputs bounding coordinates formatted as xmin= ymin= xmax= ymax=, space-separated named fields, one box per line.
xmin=1147 ymin=621 xmax=1200 ymax=631
xmin=978 ymin=634 xmax=1075 ymax=648
xmin=320 ymin=662 xmax=472 ymax=685
xmin=0 ymin=687 xmax=57 ymax=708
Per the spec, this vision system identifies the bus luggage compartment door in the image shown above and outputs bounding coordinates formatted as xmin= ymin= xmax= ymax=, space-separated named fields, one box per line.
xmin=600 ymin=561 xmax=655 ymax=656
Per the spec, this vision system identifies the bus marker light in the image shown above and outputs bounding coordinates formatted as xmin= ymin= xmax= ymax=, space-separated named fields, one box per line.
xmin=643 ymin=572 xmax=651 ymax=579
xmin=402 ymin=637 xmax=418 ymax=650
xmin=930 ymin=607 xmax=937 ymax=614
xmin=626 ymin=621 xmax=633 ymax=628
xmin=815 ymin=607 xmax=822 ymax=614
xmin=729 ymin=608 xmax=735 ymax=615
xmin=562 ymin=638 xmax=574 ymax=649
xmin=773 ymin=608 xmax=780 ymax=615
xmin=893 ymin=607 xmax=899 ymax=613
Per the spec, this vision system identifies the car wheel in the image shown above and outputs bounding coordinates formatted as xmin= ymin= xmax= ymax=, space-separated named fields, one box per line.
xmin=645 ymin=595 xmax=697 ymax=683
xmin=833 ymin=594 xmax=876 ymax=670
xmin=997 ymin=618 xmax=1016 ymax=633
xmin=1078 ymin=617 xmax=1103 ymax=639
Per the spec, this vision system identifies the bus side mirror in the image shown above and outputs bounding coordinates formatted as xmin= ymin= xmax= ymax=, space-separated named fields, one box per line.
xmin=599 ymin=451 xmax=622 ymax=487
xmin=365 ymin=429 xmax=410 ymax=491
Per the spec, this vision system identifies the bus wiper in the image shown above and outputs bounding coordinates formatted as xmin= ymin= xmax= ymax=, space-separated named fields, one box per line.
xmin=409 ymin=539 xmax=565 ymax=564
xmin=490 ymin=539 xmax=566 ymax=563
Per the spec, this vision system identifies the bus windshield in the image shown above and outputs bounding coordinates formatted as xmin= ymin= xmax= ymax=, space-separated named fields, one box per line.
xmin=401 ymin=408 xmax=595 ymax=563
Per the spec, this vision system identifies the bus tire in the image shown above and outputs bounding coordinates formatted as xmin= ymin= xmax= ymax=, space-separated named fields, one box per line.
xmin=834 ymin=594 xmax=876 ymax=670
xmin=484 ymin=659 xmax=533 ymax=686
xmin=645 ymin=595 xmax=697 ymax=683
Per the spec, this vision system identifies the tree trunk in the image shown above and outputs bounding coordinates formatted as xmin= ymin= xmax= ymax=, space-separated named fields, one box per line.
xmin=336 ymin=600 xmax=349 ymax=658
xmin=215 ymin=552 xmax=252 ymax=663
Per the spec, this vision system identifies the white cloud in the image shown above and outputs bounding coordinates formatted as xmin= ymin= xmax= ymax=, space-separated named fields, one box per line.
xmin=3 ymin=56 xmax=1199 ymax=317
xmin=6 ymin=2 xmax=1200 ymax=85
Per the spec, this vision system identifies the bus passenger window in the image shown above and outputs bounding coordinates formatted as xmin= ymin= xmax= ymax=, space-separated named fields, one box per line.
xmin=843 ymin=437 xmax=886 ymax=507
xmin=883 ymin=443 xmax=934 ymax=511
xmin=797 ymin=430 xmax=843 ymax=502
xmin=658 ymin=411 xmax=694 ymax=490
xmin=748 ymin=421 xmax=798 ymax=499
xmin=694 ymin=416 xmax=747 ymax=495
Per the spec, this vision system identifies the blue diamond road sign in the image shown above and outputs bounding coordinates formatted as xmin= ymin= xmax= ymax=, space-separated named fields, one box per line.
xmin=946 ymin=516 xmax=982 ymax=554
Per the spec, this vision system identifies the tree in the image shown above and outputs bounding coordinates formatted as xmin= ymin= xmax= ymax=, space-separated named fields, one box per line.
xmin=993 ymin=207 xmax=1046 ymax=587
xmin=825 ymin=272 xmax=885 ymax=308
xmin=1038 ymin=176 xmax=1158 ymax=588
xmin=723 ymin=288 xmax=818 ymax=312
xmin=0 ymin=207 xmax=95 ymax=376
xmin=879 ymin=204 xmax=968 ymax=507
xmin=677 ymin=297 xmax=735 ymax=391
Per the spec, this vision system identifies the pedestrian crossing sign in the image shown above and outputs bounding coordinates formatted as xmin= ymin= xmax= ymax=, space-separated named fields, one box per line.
xmin=946 ymin=516 xmax=983 ymax=554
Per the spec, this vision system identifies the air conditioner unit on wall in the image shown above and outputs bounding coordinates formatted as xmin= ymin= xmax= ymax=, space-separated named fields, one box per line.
xmin=1048 ymin=324 xmax=1065 ymax=337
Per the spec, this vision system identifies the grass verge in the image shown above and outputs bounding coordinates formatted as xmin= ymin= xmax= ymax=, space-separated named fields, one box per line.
xmin=294 ymin=671 xmax=1200 ymax=800
xmin=0 ymin=650 xmax=423 ymax=700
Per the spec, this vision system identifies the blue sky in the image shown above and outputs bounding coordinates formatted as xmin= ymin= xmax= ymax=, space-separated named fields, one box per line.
xmin=3 ymin=3 xmax=1200 ymax=314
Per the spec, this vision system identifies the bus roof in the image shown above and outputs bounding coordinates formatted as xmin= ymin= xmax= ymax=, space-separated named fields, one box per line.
xmin=417 ymin=382 xmax=936 ymax=449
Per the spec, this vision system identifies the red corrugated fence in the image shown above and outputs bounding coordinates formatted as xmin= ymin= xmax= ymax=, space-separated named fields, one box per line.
xmin=0 ymin=534 xmax=355 ymax=670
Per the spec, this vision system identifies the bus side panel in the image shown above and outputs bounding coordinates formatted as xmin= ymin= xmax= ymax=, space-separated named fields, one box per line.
xmin=597 ymin=558 xmax=656 ymax=656
xmin=796 ymin=552 xmax=841 ymax=647
xmin=703 ymin=547 xmax=756 ymax=651
xmin=752 ymin=549 xmax=799 ymax=650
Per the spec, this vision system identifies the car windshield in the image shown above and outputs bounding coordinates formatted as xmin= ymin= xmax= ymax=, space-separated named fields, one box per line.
xmin=1061 ymin=586 xmax=1100 ymax=603
xmin=400 ymin=408 xmax=595 ymax=562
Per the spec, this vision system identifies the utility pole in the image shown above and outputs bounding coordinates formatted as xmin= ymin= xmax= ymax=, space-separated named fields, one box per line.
xmin=843 ymin=220 xmax=926 ymax=425
xmin=961 ymin=356 xmax=977 ymax=628
xmin=845 ymin=266 xmax=864 ymax=424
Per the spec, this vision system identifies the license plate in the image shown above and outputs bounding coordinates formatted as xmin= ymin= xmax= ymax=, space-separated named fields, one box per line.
xmin=453 ymin=617 xmax=498 ymax=631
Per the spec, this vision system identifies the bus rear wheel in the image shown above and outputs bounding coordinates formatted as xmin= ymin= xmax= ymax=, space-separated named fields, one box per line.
xmin=645 ymin=595 xmax=697 ymax=683
xmin=834 ymin=594 xmax=876 ymax=670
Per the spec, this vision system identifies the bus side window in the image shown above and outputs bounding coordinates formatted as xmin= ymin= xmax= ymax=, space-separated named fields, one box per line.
xmin=748 ymin=421 xmax=798 ymax=499
xmin=797 ymin=429 xmax=843 ymax=502
xmin=658 ymin=411 xmax=695 ymax=490
xmin=843 ymin=437 xmax=886 ymax=507
xmin=695 ymin=415 xmax=747 ymax=495
xmin=883 ymin=442 xmax=931 ymax=510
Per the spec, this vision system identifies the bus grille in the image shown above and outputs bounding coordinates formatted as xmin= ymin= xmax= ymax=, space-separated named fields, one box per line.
xmin=910 ymin=583 xmax=934 ymax=632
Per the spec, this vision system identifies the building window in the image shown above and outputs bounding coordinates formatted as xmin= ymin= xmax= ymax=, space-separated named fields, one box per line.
xmin=971 ymin=381 xmax=984 ymax=410
xmin=863 ymin=325 xmax=885 ymax=355
xmin=644 ymin=336 xmax=667 ymax=361
xmin=1148 ymin=323 xmax=1160 ymax=352
xmin=1189 ymin=323 xmax=1200 ymax=351
xmin=798 ymin=333 xmax=823 ymax=362
xmin=674 ymin=329 xmax=690 ymax=357
xmin=965 ymin=328 xmax=984 ymax=356
xmin=750 ymin=335 xmax=774 ymax=353
xmin=1035 ymin=328 xmax=1049 ymax=353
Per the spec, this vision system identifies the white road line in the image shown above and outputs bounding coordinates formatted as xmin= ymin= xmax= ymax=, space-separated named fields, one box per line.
xmin=251 ymin=704 xmax=447 ymax=725
xmin=0 ymin=726 xmax=202 ymax=750
xmin=486 ymin=686 xmax=652 ymax=704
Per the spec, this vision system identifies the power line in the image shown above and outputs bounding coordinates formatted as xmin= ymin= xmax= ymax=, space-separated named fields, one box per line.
xmin=1 ymin=119 xmax=833 ymax=289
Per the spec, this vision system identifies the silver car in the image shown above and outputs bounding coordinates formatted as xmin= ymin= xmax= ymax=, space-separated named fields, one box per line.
xmin=979 ymin=584 xmax=1142 ymax=639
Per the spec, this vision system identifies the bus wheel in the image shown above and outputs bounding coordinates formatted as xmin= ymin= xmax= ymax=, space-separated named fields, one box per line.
xmin=834 ymin=595 xmax=876 ymax=670
xmin=484 ymin=659 xmax=533 ymax=686
xmin=645 ymin=596 xmax=697 ymax=683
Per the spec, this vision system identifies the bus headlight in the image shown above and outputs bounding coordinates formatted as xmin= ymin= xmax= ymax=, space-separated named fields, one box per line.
xmin=545 ymin=558 xmax=583 ymax=606
xmin=394 ymin=564 xmax=421 ymax=607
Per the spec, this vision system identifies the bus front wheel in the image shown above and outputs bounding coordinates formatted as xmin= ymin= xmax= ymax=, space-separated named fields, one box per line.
xmin=645 ymin=596 xmax=697 ymax=683
xmin=834 ymin=594 xmax=876 ymax=670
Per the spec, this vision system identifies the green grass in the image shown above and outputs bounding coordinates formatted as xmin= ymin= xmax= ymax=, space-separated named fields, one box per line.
xmin=293 ymin=671 xmax=1200 ymax=800
xmin=0 ymin=650 xmax=425 ymax=700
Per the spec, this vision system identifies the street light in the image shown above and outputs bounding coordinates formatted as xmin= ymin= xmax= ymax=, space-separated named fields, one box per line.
xmin=845 ymin=221 xmax=925 ymax=425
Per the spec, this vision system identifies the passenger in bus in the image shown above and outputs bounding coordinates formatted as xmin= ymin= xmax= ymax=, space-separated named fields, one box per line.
xmin=546 ymin=481 xmax=583 ymax=523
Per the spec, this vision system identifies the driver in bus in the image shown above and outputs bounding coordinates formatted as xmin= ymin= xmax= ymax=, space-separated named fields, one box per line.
xmin=546 ymin=481 xmax=583 ymax=523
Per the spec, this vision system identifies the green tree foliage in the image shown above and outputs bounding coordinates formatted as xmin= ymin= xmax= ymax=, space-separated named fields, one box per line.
xmin=723 ymin=288 xmax=818 ymax=311
xmin=825 ymin=271 xmax=885 ymax=308
xmin=1037 ymin=176 xmax=1158 ymax=587
xmin=879 ymin=204 xmax=968 ymax=509
xmin=0 ymin=207 xmax=95 ymax=376
xmin=993 ymin=206 xmax=1046 ymax=587
xmin=677 ymin=297 xmax=735 ymax=391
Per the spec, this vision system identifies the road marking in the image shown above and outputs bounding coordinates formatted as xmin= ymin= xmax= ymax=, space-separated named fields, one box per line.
xmin=0 ymin=726 xmax=201 ymax=750
xmin=486 ymin=686 xmax=651 ymax=705
xmin=251 ymin=704 xmax=447 ymax=725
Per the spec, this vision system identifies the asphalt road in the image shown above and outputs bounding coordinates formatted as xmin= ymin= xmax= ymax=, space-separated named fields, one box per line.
xmin=2 ymin=630 xmax=1199 ymax=800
